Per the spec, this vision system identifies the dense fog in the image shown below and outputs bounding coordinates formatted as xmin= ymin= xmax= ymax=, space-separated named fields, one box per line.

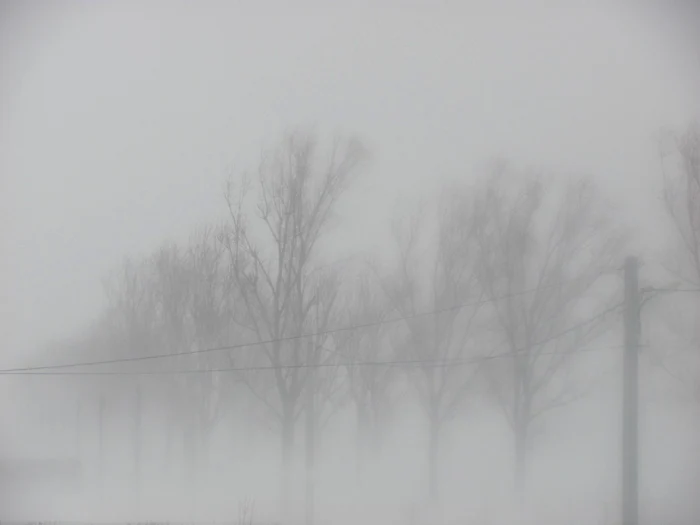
xmin=1 ymin=3 xmax=699 ymax=525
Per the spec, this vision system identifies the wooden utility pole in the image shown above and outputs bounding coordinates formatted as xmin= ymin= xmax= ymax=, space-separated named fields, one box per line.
xmin=306 ymin=287 xmax=320 ymax=525
xmin=305 ymin=363 xmax=316 ymax=525
xmin=622 ymin=256 xmax=640 ymax=525
xmin=133 ymin=382 xmax=142 ymax=514
xmin=134 ymin=383 xmax=142 ymax=477
xmin=98 ymin=394 xmax=106 ymax=500
xmin=75 ymin=399 xmax=82 ymax=460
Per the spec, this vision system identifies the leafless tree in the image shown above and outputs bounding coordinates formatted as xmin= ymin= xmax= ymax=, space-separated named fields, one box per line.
xmin=335 ymin=270 xmax=398 ymax=481
xmin=147 ymin=243 xmax=198 ymax=480
xmin=237 ymin=497 xmax=256 ymax=525
xmin=302 ymin=267 xmax=349 ymax=433
xmin=379 ymin=187 xmax=486 ymax=500
xmin=657 ymin=120 xmax=700 ymax=398
xmin=301 ymin=268 xmax=347 ymax=525
xmin=101 ymin=257 xmax=161 ymax=495
xmin=71 ymin=229 xmax=236 ymax=508
xmin=181 ymin=227 xmax=233 ymax=475
xmin=102 ymin=257 xmax=158 ymax=360
xmin=146 ymin=230 xmax=237 ymax=496
xmin=221 ymin=131 xmax=368 ymax=508
xmin=661 ymin=121 xmax=700 ymax=287
xmin=472 ymin=162 xmax=624 ymax=494
xmin=34 ymin=315 xmax=129 ymax=493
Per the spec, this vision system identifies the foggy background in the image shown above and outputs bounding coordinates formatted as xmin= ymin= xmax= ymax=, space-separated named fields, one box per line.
xmin=1 ymin=2 xmax=699 ymax=525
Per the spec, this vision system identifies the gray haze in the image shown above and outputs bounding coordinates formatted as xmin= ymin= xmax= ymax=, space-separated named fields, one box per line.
xmin=1 ymin=2 xmax=700 ymax=525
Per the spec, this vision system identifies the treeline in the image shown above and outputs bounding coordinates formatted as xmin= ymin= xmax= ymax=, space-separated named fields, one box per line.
xmin=40 ymin=123 xmax=700 ymax=508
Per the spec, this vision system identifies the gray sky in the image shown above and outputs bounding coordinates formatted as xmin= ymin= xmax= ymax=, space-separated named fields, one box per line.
xmin=1 ymin=1 xmax=699 ymax=364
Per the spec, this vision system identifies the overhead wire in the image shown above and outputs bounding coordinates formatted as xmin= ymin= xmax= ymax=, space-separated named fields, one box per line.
xmin=0 ymin=301 xmax=623 ymax=377
xmin=644 ymin=286 xmax=700 ymax=294
xmin=0 ymin=346 xmax=626 ymax=377
xmin=1 ymin=282 xmax=579 ymax=373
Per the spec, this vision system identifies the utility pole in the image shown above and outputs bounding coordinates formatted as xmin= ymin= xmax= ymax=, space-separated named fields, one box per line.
xmin=305 ymin=360 xmax=316 ymax=525
xmin=98 ymin=394 xmax=105 ymax=501
xmin=306 ymin=286 xmax=320 ymax=525
xmin=75 ymin=399 xmax=82 ymax=460
xmin=133 ymin=381 xmax=142 ymax=515
xmin=622 ymin=256 xmax=640 ymax=525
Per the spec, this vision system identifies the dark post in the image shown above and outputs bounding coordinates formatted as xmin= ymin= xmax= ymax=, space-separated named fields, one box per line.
xmin=134 ymin=381 xmax=142 ymax=512
xmin=305 ymin=366 xmax=315 ymax=525
xmin=98 ymin=394 xmax=105 ymax=500
xmin=622 ymin=256 xmax=640 ymax=525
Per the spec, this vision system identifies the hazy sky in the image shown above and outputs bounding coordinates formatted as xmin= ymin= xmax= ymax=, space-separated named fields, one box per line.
xmin=1 ymin=2 xmax=699 ymax=364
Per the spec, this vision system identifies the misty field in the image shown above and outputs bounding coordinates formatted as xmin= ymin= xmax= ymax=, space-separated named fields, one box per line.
xmin=2 ymin=3 xmax=700 ymax=525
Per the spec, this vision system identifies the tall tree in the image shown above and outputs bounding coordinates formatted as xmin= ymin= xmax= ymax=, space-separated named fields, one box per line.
xmin=101 ymin=257 xmax=159 ymax=500
xmin=181 ymin=227 xmax=232 ymax=476
xmin=147 ymin=231 xmax=235 ymax=493
xmin=301 ymin=268 xmax=347 ymax=525
xmin=661 ymin=121 xmax=700 ymax=287
xmin=380 ymin=188 xmax=485 ymax=500
xmin=221 ymin=131 xmax=368 ymax=511
xmin=658 ymin=121 xmax=700 ymax=397
xmin=149 ymin=242 xmax=198 ymax=484
xmin=335 ymin=271 xmax=397 ymax=481
xmin=472 ymin=163 xmax=624 ymax=494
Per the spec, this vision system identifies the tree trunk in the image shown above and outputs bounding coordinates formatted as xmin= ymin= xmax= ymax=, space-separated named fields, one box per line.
xmin=133 ymin=384 xmax=142 ymax=516
xmin=428 ymin=413 xmax=440 ymax=500
xmin=514 ymin=420 xmax=528 ymax=498
xmin=513 ymin=388 xmax=531 ymax=500
xmin=184 ymin=422 xmax=197 ymax=519
xmin=280 ymin=400 xmax=296 ymax=518
xmin=75 ymin=400 xmax=81 ymax=461
xmin=305 ymin=381 xmax=316 ymax=525
xmin=165 ymin=413 xmax=173 ymax=473
xmin=198 ymin=425 xmax=210 ymax=489
xmin=513 ymin=355 xmax=531 ymax=499
xmin=98 ymin=395 xmax=105 ymax=500
xmin=356 ymin=402 xmax=369 ymax=483
xmin=370 ymin=404 xmax=384 ymax=459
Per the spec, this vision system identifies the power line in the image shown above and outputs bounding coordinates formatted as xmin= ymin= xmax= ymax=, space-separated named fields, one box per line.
xmin=0 ymin=302 xmax=623 ymax=377
xmin=0 ymin=346 xmax=626 ymax=377
xmin=0 ymin=282 xmax=581 ymax=373
xmin=644 ymin=287 xmax=700 ymax=294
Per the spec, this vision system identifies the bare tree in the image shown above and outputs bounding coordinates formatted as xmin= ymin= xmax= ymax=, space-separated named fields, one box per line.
xmin=335 ymin=270 xmax=398 ymax=481
xmin=101 ymin=257 xmax=160 ymax=498
xmin=301 ymin=268 xmax=347 ymax=525
xmin=221 ymin=131 xmax=368 ymax=510
xmin=147 ymin=243 xmax=198 ymax=484
xmin=303 ymin=268 xmax=350 ymax=434
xmin=72 ymin=230 xmax=238 ymax=509
xmin=102 ymin=257 xmax=158 ymax=360
xmin=661 ymin=121 xmax=700 ymax=287
xmin=472 ymin=163 xmax=624 ymax=494
xmin=379 ymin=187 xmax=485 ymax=500
xmin=657 ymin=121 xmax=700 ymax=397
xmin=182 ymin=227 xmax=233 ymax=476
xmin=146 ymin=230 xmax=237 ymax=502
xmin=40 ymin=314 xmax=131 ymax=496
